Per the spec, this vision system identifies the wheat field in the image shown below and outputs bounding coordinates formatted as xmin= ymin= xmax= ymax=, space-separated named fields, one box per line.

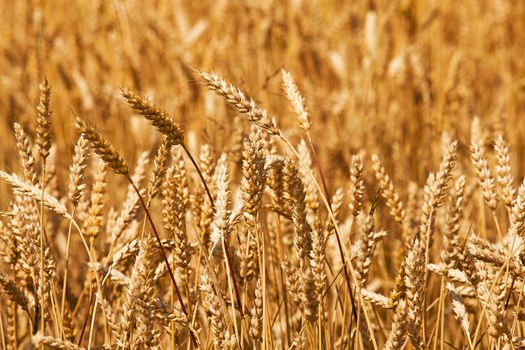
xmin=1 ymin=1 xmax=525 ymax=349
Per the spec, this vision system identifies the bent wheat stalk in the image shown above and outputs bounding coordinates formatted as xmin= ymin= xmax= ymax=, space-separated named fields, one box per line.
xmin=75 ymin=116 xmax=197 ymax=346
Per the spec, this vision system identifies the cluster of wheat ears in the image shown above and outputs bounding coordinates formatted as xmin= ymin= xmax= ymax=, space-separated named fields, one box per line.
xmin=1 ymin=69 xmax=525 ymax=350
xmin=3 ymin=1 xmax=525 ymax=350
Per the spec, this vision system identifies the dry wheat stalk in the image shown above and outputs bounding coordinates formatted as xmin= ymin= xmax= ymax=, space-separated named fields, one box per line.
xmin=108 ymin=152 xmax=149 ymax=245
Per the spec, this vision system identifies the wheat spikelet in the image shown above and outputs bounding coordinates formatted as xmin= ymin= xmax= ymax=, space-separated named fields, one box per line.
xmin=210 ymin=155 xmax=232 ymax=253
xmin=281 ymin=68 xmax=311 ymax=131
xmin=282 ymin=260 xmax=302 ymax=305
xmin=249 ymin=278 xmax=263 ymax=342
xmin=309 ymin=228 xmax=326 ymax=297
xmin=35 ymin=76 xmax=52 ymax=160
xmin=508 ymin=179 xmax=525 ymax=239
xmin=325 ymin=187 xmax=344 ymax=235
xmin=13 ymin=123 xmax=37 ymax=185
xmin=199 ymin=71 xmax=280 ymax=135
xmin=447 ymin=283 xmax=472 ymax=344
xmin=241 ymin=126 xmax=267 ymax=218
xmin=291 ymin=167 xmax=312 ymax=263
xmin=470 ymin=142 xmax=497 ymax=211
xmin=355 ymin=214 xmax=386 ymax=287
xmin=297 ymin=140 xmax=319 ymax=226
xmin=434 ymin=139 xmax=458 ymax=206
xmin=361 ymin=289 xmax=392 ymax=309
xmin=5 ymin=297 xmax=17 ymax=350
xmin=0 ymin=171 xmax=70 ymax=219
xmin=121 ymin=88 xmax=184 ymax=146
xmin=372 ymin=154 xmax=405 ymax=224
xmin=120 ymin=234 xmax=161 ymax=348
xmin=442 ymin=175 xmax=466 ymax=269
xmin=200 ymin=270 xmax=234 ymax=348
xmin=300 ymin=267 xmax=318 ymax=322
xmin=98 ymin=296 xmax=124 ymax=346
xmin=267 ymin=156 xmax=286 ymax=211
xmin=149 ymin=299 xmax=188 ymax=327
xmin=0 ymin=273 xmax=30 ymax=314
xmin=32 ymin=333 xmax=85 ymax=350
xmin=62 ymin=302 xmax=77 ymax=342
xmin=475 ymin=261 xmax=508 ymax=341
xmin=240 ymin=221 xmax=259 ymax=282
xmin=75 ymin=117 xmax=129 ymax=175
xmin=384 ymin=299 xmax=407 ymax=350
xmin=148 ymin=136 xmax=171 ymax=200
xmin=467 ymin=235 xmax=524 ymax=276
xmin=349 ymin=154 xmax=365 ymax=217
xmin=84 ymin=160 xmax=107 ymax=241
xmin=67 ymin=136 xmax=89 ymax=207
xmin=162 ymin=166 xmax=191 ymax=284
xmin=194 ymin=144 xmax=215 ymax=249
xmin=404 ymin=239 xmax=425 ymax=350
xmin=8 ymin=197 xmax=39 ymax=287
xmin=495 ymin=134 xmax=515 ymax=209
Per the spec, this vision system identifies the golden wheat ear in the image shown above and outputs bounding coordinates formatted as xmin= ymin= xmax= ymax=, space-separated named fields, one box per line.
xmin=120 ymin=88 xmax=184 ymax=146
xmin=36 ymin=77 xmax=52 ymax=161
xmin=75 ymin=117 xmax=129 ymax=175
xmin=74 ymin=115 xmax=198 ymax=345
